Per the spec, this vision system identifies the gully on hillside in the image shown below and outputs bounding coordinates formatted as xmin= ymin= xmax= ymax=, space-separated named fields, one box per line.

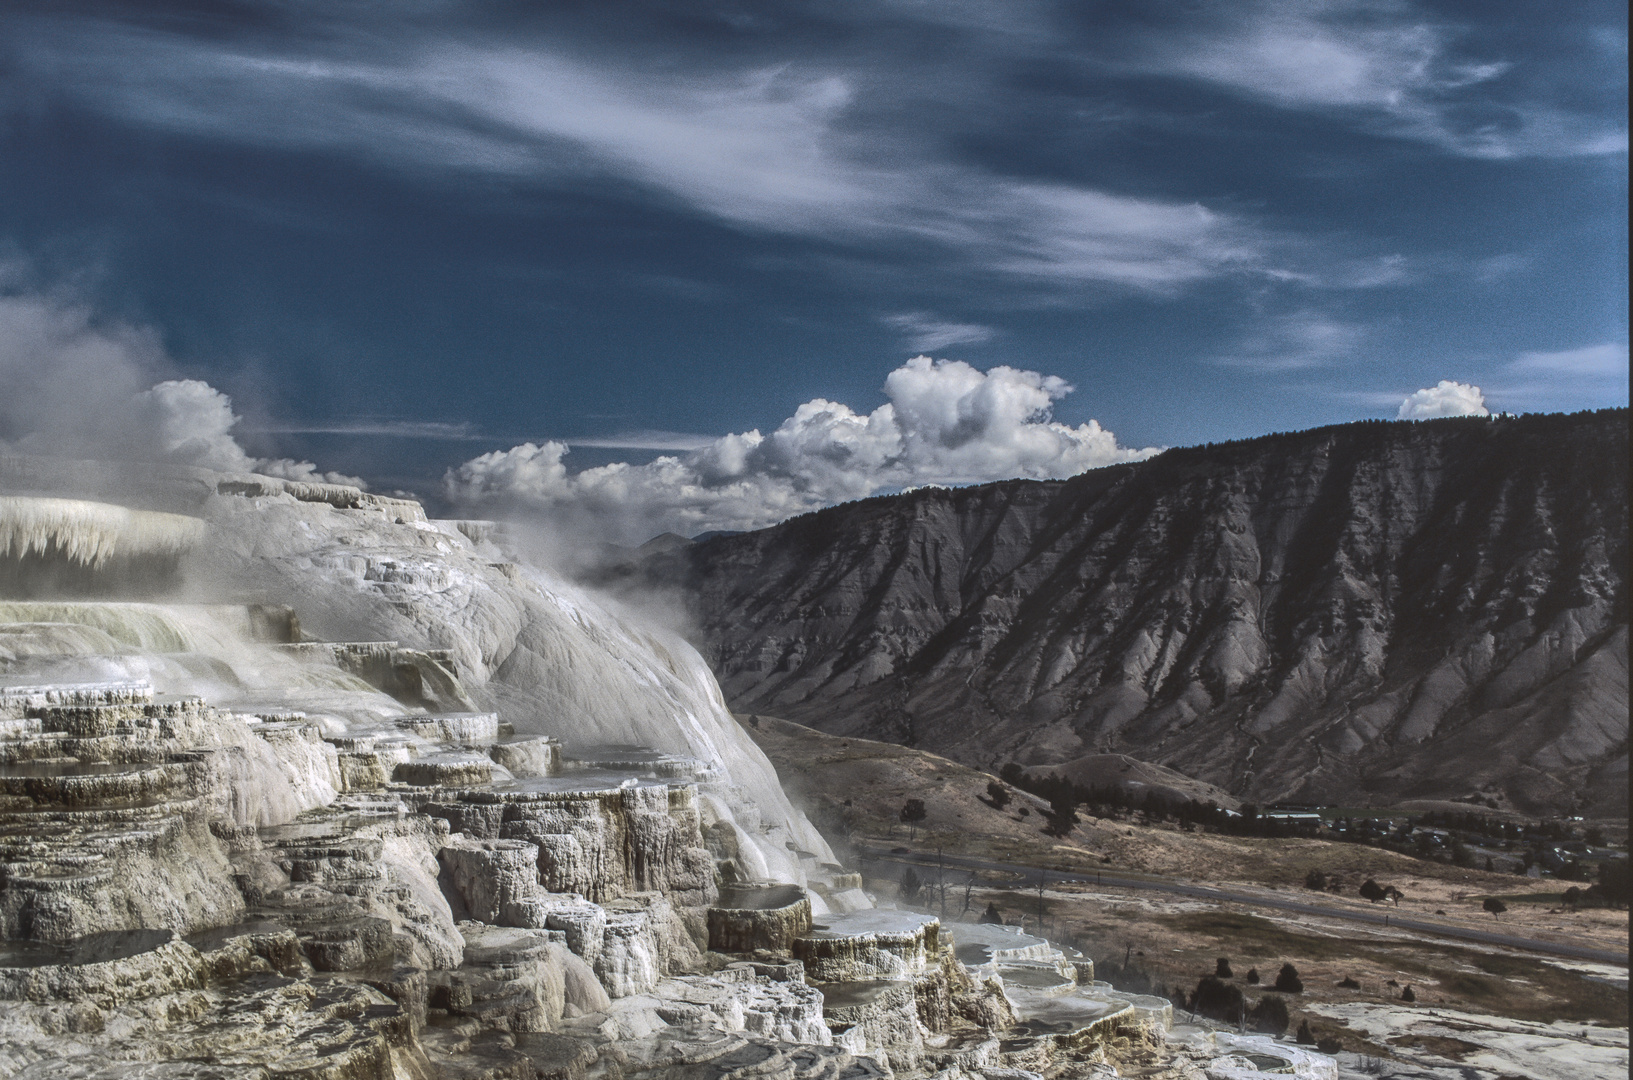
xmin=627 ymin=410 xmax=1629 ymax=819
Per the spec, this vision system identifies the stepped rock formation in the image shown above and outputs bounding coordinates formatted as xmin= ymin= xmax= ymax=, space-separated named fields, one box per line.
xmin=635 ymin=411 xmax=1628 ymax=817
xmin=0 ymin=458 xmax=1312 ymax=1078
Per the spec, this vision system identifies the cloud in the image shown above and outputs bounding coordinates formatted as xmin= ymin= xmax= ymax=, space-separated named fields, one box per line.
xmin=1512 ymin=342 xmax=1627 ymax=377
xmin=563 ymin=431 xmax=721 ymax=452
xmin=1137 ymin=3 xmax=1627 ymax=159
xmin=8 ymin=17 xmax=1283 ymax=292
xmin=445 ymin=355 xmax=1158 ymax=542
xmin=0 ymin=289 xmax=362 ymax=485
xmin=1485 ymin=341 xmax=1629 ymax=413
xmin=1397 ymin=379 xmax=1488 ymax=419
xmin=882 ymin=312 xmax=996 ymax=351
xmin=246 ymin=420 xmax=483 ymax=440
xmin=1213 ymin=311 xmax=1364 ymax=371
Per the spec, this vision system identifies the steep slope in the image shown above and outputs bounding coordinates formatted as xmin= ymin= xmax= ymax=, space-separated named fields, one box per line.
xmin=0 ymin=457 xmax=836 ymax=883
xmin=640 ymin=411 xmax=1629 ymax=817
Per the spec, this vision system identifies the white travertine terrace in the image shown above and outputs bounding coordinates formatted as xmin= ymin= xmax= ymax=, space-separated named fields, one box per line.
xmin=0 ymin=469 xmax=1342 ymax=1078
xmin=0 ymin=496 xmax=206 ymax=567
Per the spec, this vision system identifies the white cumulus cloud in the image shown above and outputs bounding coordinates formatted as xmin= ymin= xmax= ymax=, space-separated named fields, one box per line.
xmin=445 ymin=356 xmax=1158 ymax=543
xmin=0 ymin=290 xmax=362 ymax=485
xmin=1397 ymin=379 xmax=1489 ymax=419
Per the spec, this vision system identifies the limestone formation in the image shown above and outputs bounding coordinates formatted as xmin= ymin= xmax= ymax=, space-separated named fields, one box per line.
xmin=707 ymin=884 xmax=812 ymax=953
xmin=0 ymin=464 xmax=1339 ymax=1078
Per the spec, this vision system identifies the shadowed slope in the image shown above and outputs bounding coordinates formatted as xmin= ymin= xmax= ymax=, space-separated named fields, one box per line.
xmin=640 ymin=411 xmax=1628 ymax=817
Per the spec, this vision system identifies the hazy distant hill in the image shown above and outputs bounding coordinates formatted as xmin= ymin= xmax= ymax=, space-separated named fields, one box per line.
xmin=633 ymin=411 xmax=1628 ymax=818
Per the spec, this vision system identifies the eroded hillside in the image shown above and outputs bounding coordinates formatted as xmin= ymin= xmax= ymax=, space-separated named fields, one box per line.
xmin=638 ymin=411 xmax=1628 ymax=817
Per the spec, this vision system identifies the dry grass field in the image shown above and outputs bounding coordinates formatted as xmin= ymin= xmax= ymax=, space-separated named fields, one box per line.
xmin=742 ymin=712 xmax=1629 ymax=1067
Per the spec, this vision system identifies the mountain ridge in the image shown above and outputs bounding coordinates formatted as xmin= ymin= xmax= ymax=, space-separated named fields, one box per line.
xmin=626 ymin=410 xmax=1628 ymax=818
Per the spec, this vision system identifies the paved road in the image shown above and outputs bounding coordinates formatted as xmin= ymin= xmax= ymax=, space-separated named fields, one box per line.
xmin=856 ymin=845 xmax=1630 ymax=968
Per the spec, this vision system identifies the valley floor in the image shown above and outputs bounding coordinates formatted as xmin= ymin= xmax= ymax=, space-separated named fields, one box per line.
xmin=741 ymin=714 xmax=1631 ymax=1079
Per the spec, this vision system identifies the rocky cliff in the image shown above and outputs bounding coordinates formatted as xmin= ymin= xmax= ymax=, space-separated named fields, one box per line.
xmin=638 ymin=411 xmax=1629 ymax=817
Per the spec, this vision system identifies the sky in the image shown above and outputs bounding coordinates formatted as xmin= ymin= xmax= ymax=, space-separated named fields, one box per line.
xmin=0 ymin=1 xmax=1625 ymax=541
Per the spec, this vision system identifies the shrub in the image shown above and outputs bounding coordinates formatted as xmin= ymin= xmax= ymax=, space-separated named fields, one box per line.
xmin=1215 ymin=957 xmax=1233 ymax=978
xmin=1274 ymin=963 xmax=1304 ymax=993
xmin=1401 ymin=986 xmax=1415 ymax=1002
xmin=1189 ymin=976 xmax=1244 ymax=1023
xmin=1482 ymin=897 xmax=1507 ymax=917
xmin=1359 ymin=879 xmax=1386 ymax=902
xmin=1316 ymin=1037 xmax=1343 ymax=1054
xmin=1244 ymin=967 xmax=1259 ymax=984
xmin=1304 ymin=869 xmax=1328 ymax=891
xmin=1296 ymin=1020 xmax=1316 ymax=1044
xmin=1338 ymin=976 xmax=1360 ymax=989
xmin=985 ymin=781 xmax=1011 ymax=809
xmin=1563 ymin=886 xmax=1583 ymax=908
xmin=1247 ymin=995 xmax=1289 ymax=1036
xmin=900 ymin=866 xmax=922 ymax=902
xmin=979 ymin=901 xmax=1003 ymax=924
xmin=1598 ymin=859 xmax=1631 ymax=906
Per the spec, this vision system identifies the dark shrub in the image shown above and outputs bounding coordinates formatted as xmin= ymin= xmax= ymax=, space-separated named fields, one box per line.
xmin=1338 ymin=976 xmax=1360 ymax=989
xmin=1244 ymin=967 xmax=1259 ymax=984
xmin=1316 ymin=1037 xmax=1343 ymax=1054
xmin=1359 ymin=878 xmax=1386 ymax=902
xmin=1247 ymin=995 xmax=1289 ymax=1036
xmin=1215 ymin=957 xmax=1233 ymax=978
xmin=1189 ymin=976 xmax=1244 ymax=1023
xmin=985 ymin=781 xmax=1011 ymax=809
xmin=900 ymin=866 xmax=922 ymax=902
xmin=1599 ymin=860 xmax=1630 ymax=905
xmin=1401 ymin=986 xmax=1416 ymax=1002
xmin=979 ymin=901 xmax=1003 ymax=924
xmin=1296 ymin=1020 xmax=1316 ymax=1044
xmin=1304 ymin=869 xmax=1327 ymax=891
xmin=1274 ymin=963 xmax=1304 ymax=993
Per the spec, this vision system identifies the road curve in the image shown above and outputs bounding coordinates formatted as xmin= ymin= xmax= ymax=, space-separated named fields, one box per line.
xmin=856 ymin=845 xmax=1630 ymax=968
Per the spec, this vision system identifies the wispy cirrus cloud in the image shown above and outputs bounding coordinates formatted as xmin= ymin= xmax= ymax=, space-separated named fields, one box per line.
xmin=246 ymin=421 xmax=719 ymax=451
xmin=562 ymin=431 xmax=720 ymax=452
xmin=4 ymin=15 xmax=1281 ymax=293
xmin=1511 ymin=342 xmax=1628 ymax=377
xmin=246 ymin=419 xmax=485 ymax=440
xmin=1129 ymin=2 xmax=1627 ymax=159
xmin=882 ymin=312 xmax=996 ymax=352
xmin=1211 ymin=311 xmax=1365 ymax=371
xmin=1488 ymin=341 xmax=1629 ymax=413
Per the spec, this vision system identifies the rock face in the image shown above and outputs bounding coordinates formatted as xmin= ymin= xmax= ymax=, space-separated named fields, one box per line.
xmin=640 ymin=412 xmax=1629 ymax=816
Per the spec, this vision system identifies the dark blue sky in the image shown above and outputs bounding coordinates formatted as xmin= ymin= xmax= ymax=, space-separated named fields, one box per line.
xmin=0 ymin=1 xmax=1625 ymax=525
